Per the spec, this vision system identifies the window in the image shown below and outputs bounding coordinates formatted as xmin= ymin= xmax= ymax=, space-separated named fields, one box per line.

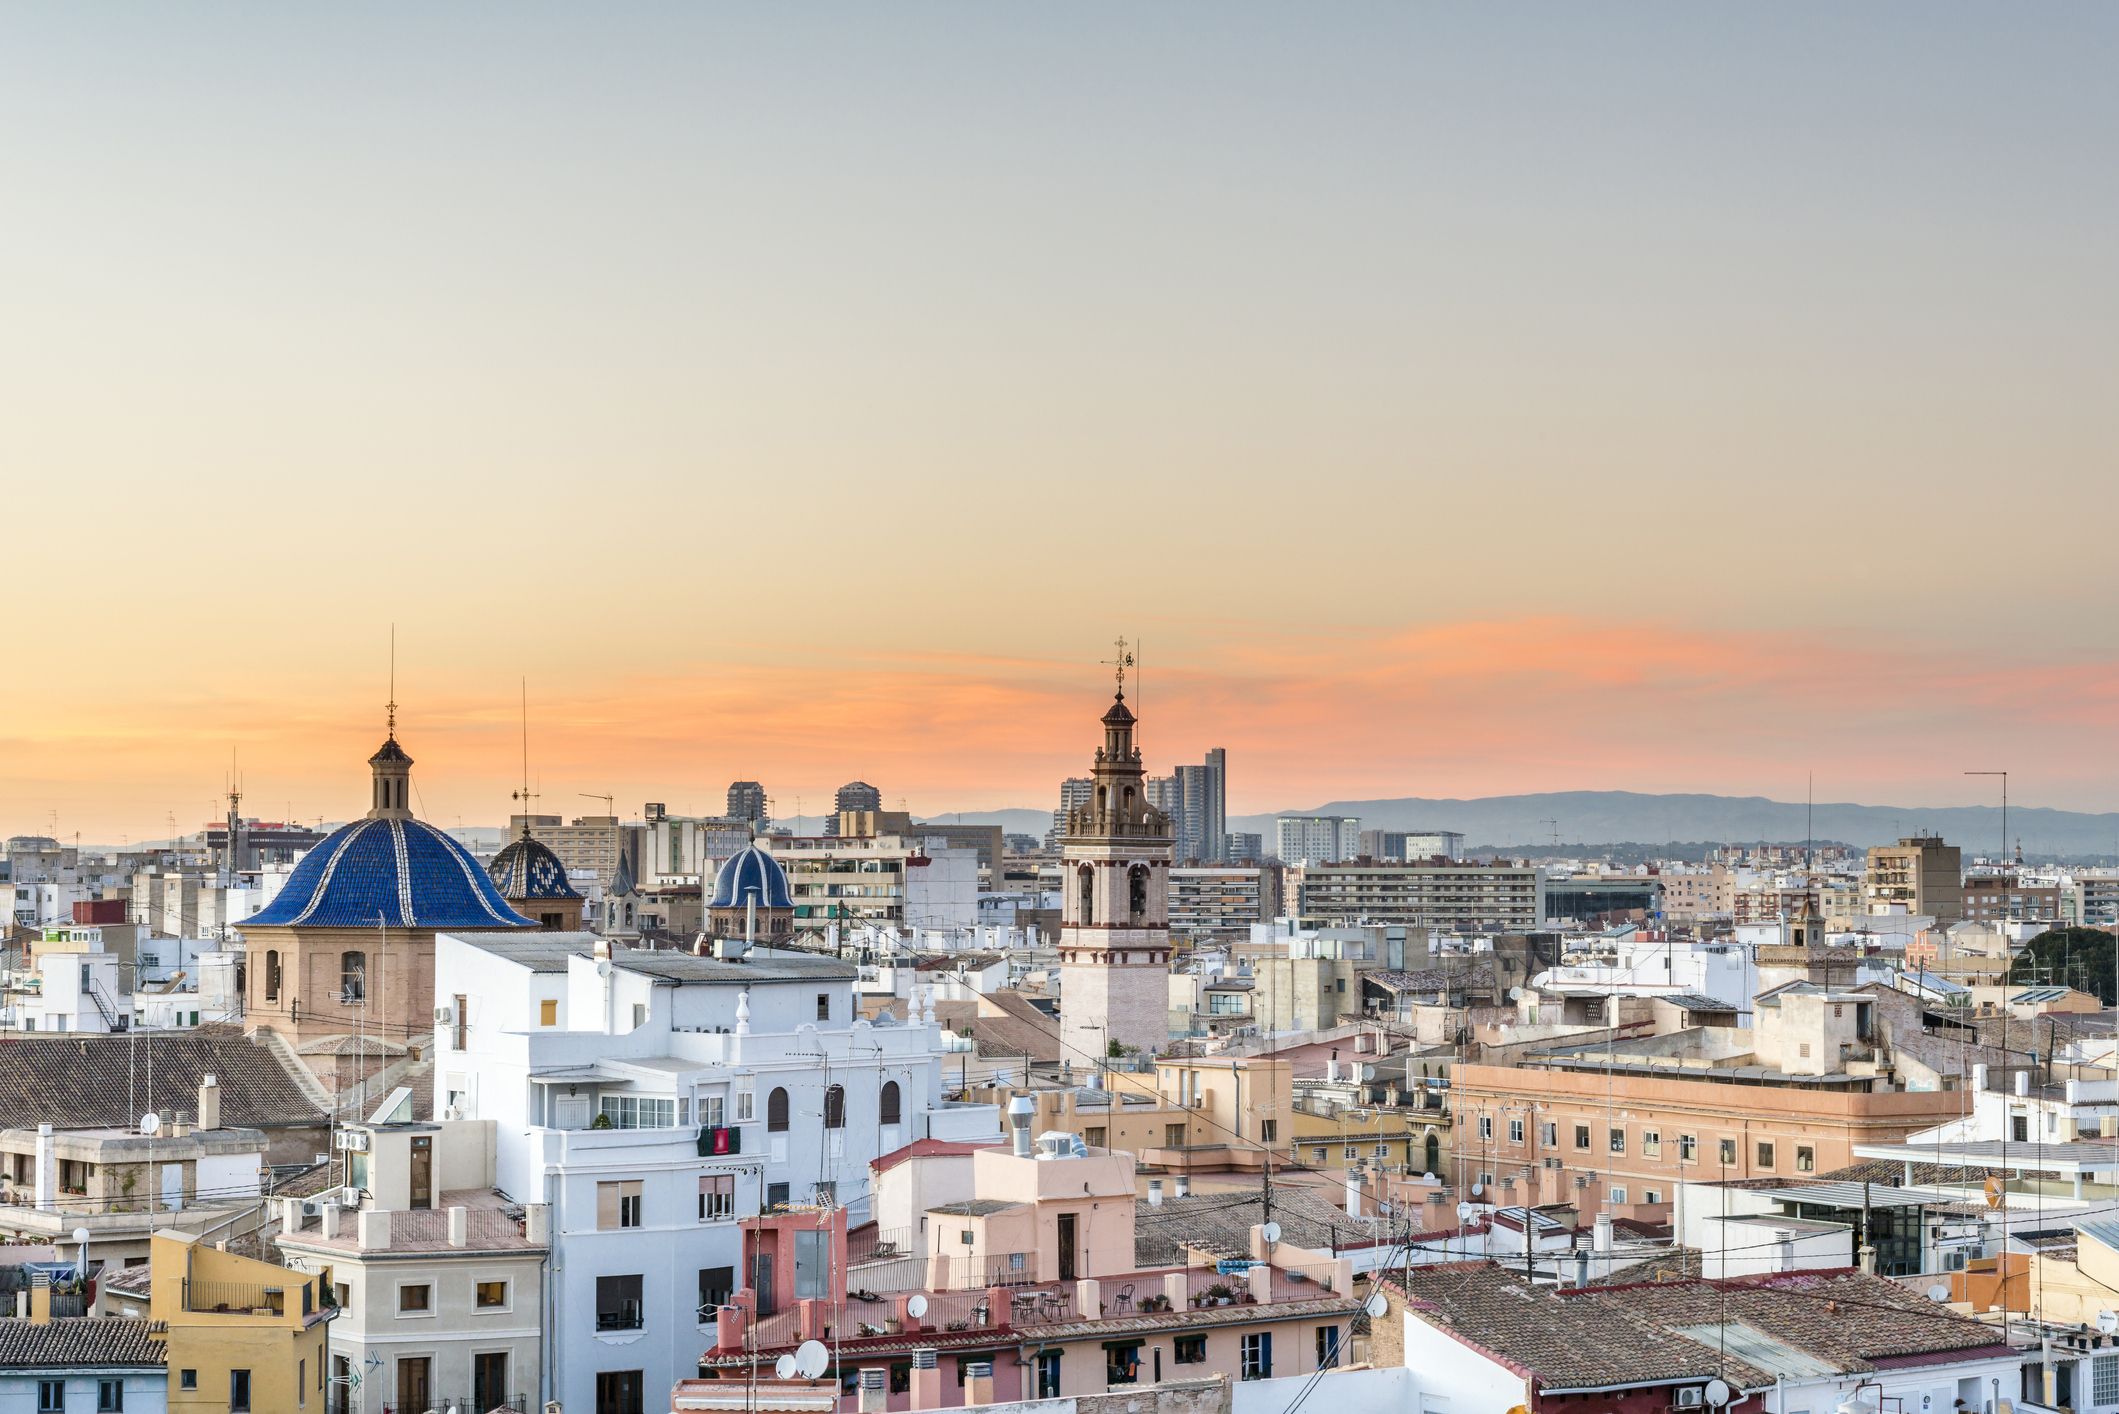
xmin=476 ymin=1280 xmax=509 ymax=1309
xmin=1796 ymin=1145 xmax=1815 ymax=1173
xmin=1260 ymin=1120 xmax=1277 ymax=1143
xmin=1085 ymin=1127 xmax=1107 ymax=1147
xmin=37 ymin=1382 xmax=62 ymax=1414
xmin=1477 ymin=1115 xmax=1493 ymax=1140
xmin=1037 ymin=1351 xmax=1061 ymax=1399
xmin=1312 ymin=1146 xmax=1327 ymax=1163
xmin=1609 ymin=1127 xmax=1626 ymax=1155
xmin=766 ymin=1182 xmax=789 ymax=1209
xmin=1642 ymin=1130 xmax=1661 ymax=1158
xmin=2012 ymin=1113 xmax=2029 ymax=1143
xmin=1508 ymin=1118 xmax=1524 ymax=1145
xmin=817 ymin=993 xmax=831 ymax=1021
xmin=1679 ymin=1134 xmax=1697 ymax=1162
xmin=399 ymin=1282 xmax=432 ymax=1313
xmin=1644 ymin=1189 xmax=1661 ymax=1205
xmin=340 ymin=950 xmax=366 ymax=1003
xmin=597 ymin=1274 xmax=645 ymax=1331
xmin=699 ymin=1173 xmax=736 ymax=1221
xmin=1105 ymin=1340 xmax=1143 ymax=1385
xmin=1609 ymin=1186 xmax=1628 ymax=1204
xmin=1541 ymin=1122 xmax=1558 ymax=1147
xmin=699 ymin=1265 xmax=735 ymax=1318
xmin=1719 ymin=1138 xmax=1737 ymax=1166
xmin=1167 ymin=1124 xmax=1188 ymax=1147
xmin=264 ymin=949 xmax=281 ymax=1002
xmin=1757 ymin=1141 xmax=1775 ymax=1169
xmin=179 ymin=1371 xmax=197 ymax=1391
xmin=699 ymin=1095 xmax=725 ymax=1128
xmin=1077 ymin=866 xmax=1095 ymax=925
xmin=230 ymin=1370 xmax=253 ymax=1412
xmin=1174 ymin=1334 xmax=1207 ymax=1365
xmin=824 ymin=1085 xmax=846 ymax=1129
xmin=1317 ymin=1325 xmax=1343 ymax=1368
xmin=1240 ymin=1332 xmax=1274 ymax=1380
xmin=890 ymin=1365 xmax=912 ymax=1395
xmin=735 ymin=1089 xmax=756 ymax=1123
xmin=539 ymin=999 xmax=558 ymax=1026
xmin=768 ymin=1088 xmax=790 ymax=1132
xmin=599 ymin=1095 xmax=676 ymax=1129
xmin=1344 ymin=1144 xmax=1359 ymax=1160
xmin=598 ymin=1180 xmax=644 ymax=1230
xmin=813 ymin=1180 xmax=836 ymax=1206
xmin=1129 ymin=864 xmax=1149 ymax=919
xmin=880 ymin=1081 xmax=902 ymax=1126
xmin=100 ymin=1377 xmax=126 ymax=1411
xmin=2097 ymin=1357 xmax=2119 ymax=1407
xmin=1374 ymin=1143 xmax=1389 ymax=1158
xmin=1574 ymin=1124 xmax=1591 ymax=1149
xmin=297 ymin=1360 xmax=305 ymax=1408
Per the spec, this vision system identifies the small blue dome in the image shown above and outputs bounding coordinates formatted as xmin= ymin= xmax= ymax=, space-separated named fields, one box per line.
xmin=488 ymin=834 xmax=582 ymax=900
xmin=710 ymin=843 xmax=792 ymax=910
xmin=247 ymin=817 xmax=536 ymax=930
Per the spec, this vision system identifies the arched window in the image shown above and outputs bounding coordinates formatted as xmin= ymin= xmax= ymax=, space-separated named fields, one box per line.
xmin=824 ymin=1085 xmax=845 ymax=1129
xmin=879 ymin=1080 xmax=902 ymax=1126
xmin=1128 ymin=864 xmax=1149 ymax=920
xmin=1077 ymin=866 xmax=1094 ymax=925
xmin=1424 ymin=1133 xmax=1441 ymax=1177
xmin=340 ymin=951 xmax=366 ymax=1003
xmin=264 ymin=949 xmax=281 ymax=1003
xmin=768 ymin=1087 xmax=790 ymax=1133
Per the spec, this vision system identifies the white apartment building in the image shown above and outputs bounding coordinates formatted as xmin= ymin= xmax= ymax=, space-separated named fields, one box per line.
xmin=431 ymin=931 xmax=995 ymax=1414
xmin=764 ymin=835 xmax=980 ymax=931
xmin=1274 ymin=816 xmax=1361 ymax=866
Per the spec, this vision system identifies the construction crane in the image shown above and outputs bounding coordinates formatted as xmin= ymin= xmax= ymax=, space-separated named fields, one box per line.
xmin=578 ymin=792 xmax=616 ymax=818
xmin=1538 ymin=818 xmax=1560 ymax=850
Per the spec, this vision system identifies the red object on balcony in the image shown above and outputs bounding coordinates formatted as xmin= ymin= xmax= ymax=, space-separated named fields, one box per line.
xmin=72 ymin=900 xmax=126 ymax=924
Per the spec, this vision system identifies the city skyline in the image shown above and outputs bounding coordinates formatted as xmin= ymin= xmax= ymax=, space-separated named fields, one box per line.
xmin=6 ymin=5 xmax=2116 ymax=837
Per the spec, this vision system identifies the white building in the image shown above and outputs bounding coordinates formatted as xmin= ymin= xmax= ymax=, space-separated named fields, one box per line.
xmin=432 ymin=930 xmax=992 ymax=1414
xmin=1274 ymin=817 xmax=1361 ymax=866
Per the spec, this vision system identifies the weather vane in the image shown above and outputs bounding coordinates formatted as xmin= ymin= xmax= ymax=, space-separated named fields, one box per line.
xmin=1102 ymin=635 xmax=1134 ymax=697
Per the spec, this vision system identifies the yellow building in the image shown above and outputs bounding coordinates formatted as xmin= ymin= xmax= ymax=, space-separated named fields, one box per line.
xmin=1287 ymin=1106 xmax=1425 ymax=1174
xmin=148 ymin=1230 xmax=333 ymax=1413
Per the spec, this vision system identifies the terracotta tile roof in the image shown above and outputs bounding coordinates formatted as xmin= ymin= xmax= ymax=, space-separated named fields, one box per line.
xmin=0 ymin=1317 xmax=166 ymax=1368
xmin=1134 ymin=1187 xmax=1383 ymax=1266
xmin=1393 ymin=1264 xmax=2008 ymax=1393
xmin=870 ymin=1138 xmax=1000 ymax=1177
xmin=0 ymin=1027 xmax=325 ymax=1130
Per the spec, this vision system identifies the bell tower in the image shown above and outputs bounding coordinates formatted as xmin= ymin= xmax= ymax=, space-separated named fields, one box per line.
xmin=1058 ymin=640 xmax=1173 ymax=1064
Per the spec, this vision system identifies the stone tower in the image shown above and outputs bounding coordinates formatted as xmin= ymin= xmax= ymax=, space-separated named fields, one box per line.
xmin=1057 ymin=657 xmax=1174 ymax=1064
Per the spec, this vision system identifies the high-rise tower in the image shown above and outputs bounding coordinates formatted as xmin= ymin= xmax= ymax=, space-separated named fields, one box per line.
xmin=1058 ymin=644 xmax=1173 ymax=1063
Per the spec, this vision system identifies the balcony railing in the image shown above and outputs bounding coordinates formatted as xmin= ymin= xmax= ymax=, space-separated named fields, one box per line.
xmin=596 ymin=1306 xmax=644 ymax=1332
xmin=182 ymin=1279 xmax=294 ymax=1315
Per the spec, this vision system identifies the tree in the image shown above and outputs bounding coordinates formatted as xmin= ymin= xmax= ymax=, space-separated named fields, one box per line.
xmin=2007 ymin=927 xmax=2117 ymax=1004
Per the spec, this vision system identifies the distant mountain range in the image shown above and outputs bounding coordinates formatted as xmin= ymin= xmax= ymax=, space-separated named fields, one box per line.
xmin=926 ymin=791 xmax=2119 ymax=861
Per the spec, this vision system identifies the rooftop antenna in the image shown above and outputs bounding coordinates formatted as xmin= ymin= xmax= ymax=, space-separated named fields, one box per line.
xmin=386 ymin=623 xmax=398 ymax=738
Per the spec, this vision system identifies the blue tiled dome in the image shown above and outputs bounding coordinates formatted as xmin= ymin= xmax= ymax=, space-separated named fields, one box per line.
xmin=710 ymin=843 xmax=792 ymax=910
xmin=247 ymin=817 xmax=535 ymax=929
xmin=489 ymin=834 xmax=582 ymax=900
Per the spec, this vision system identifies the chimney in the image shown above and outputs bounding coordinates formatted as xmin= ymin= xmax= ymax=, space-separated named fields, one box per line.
xmin=1326 ymin=1051 xmax=1339 ymax=1082
xmin=1858 ymin=1243 xmax=1877 ymax=1275
xmin=715 ymin=1291 xmax=753 ymax=1354
xmin=1147 ymin=1178 xmax=1163 ymax=1207
xmin=197 ymin=1074 xmax=221 ymax=1131
xmin=1972 ymin=1063 xmax=1989 ymax=1092
xmin=447 ymin=1206 xmax=468 ymax=1248
xmin=27 ymin=1277 xmax=50 ymax=1326
xmin=1345 ymin=1168 xmax=1363 ymax=1218
xmin=2015 ymin=1070 xmax=2031 ymax=1098
xmin=320 ymin=1203 xmax=340 ymax=1239
xmin=357 ymin=1208 xmax=390 ymax=1251
xmin=909 ymin=1349 xmax=943 ymax=1412
xmin=11 ymin=1290 xmax=24 ymax=1319
xmin=1174 ymin=1174 xmax=1191 ymax=1198
xmin=963 ymin=1360 xmax=995 ymax=1407
xmin=1592 ymin=1213 xmax=1613 ymax=1254
xmin=1573 ymin=1249 xmax=1589 ymax=1288
xmin=857 ymin=1369 xmax=888 ymax=1414
xmin=1008 ymin=1096 xmax=1035 ymax=1158
xmin=33 ymin=1124 xmax=54 ymax=1212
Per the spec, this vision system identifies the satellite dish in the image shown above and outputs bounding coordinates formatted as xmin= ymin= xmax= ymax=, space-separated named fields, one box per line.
xmin=1706 ymin=1379 xmax=1732 ymax=1408
xmin=794 ymin=1341 xmax=830 ymax=1379
xmin=1928 ymin=1284 xmax=1952 ymax=1303
xmin=906 ymin=1294 xmax=929 ymax=1318
xmin=1470 ymin=1181 xmax=1484 ymax=1196
xmin=1455 ymin=1202 xmax=1475 ymax=1222
xmin=2100 ymin=1310 xmax=2118 ymax=1334
xmin=1508 ymin=987 xmax=1524 ymax=1001
xmin=1364 ymin=1292 xmax=1389 ymax=1319
xmin=1261 ymin=1221 xmax=1282 ymax=1244
xmin=140 ymin=1113 xmax=161 ymax=1137
xmin=774 ymin=1355 xmax=797 ymax=1381
xmin=1422 ymin=1171 xmax=1436 ymax=1181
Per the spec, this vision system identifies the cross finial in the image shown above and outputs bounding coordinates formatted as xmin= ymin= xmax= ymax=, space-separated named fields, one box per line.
xmin=1102 ymin=635 xmax=1134 ymax=698
xmin=511 ymin=678 xmax=538 ymax=832
xmin=385 ymin=623 xmax=398 ymax=738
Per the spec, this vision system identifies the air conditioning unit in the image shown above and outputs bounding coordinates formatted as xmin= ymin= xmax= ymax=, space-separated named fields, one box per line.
xmin=300 ymin=1199 xmax=326 ymax=1218
xmin=434 ymin=1005 xmax=454 ymax=1024
xmin=338 ymin=1186 xmax=362 ymax=1207
xmin=440 ymin=1106 xmax=462 ymax=1122
xmin=1676 ymin=1389 xmax=1704 ymax=1408
xmin=334 ymin=1130 xmax=369 ymax=1153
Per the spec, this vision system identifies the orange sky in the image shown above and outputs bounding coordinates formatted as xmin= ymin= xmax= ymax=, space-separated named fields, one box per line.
xmin=3 ymin=8 xmax=2115 ymax=840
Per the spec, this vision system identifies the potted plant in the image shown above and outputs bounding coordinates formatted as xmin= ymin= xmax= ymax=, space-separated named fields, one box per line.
xmin=883 ymin=1315 xmax=903 ymax=1335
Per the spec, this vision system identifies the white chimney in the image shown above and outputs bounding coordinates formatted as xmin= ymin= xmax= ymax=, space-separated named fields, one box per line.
xmin=1972 ymin=1063 xmax=1989 ymax=1092
xmin=1173 ymin=1174 xmax=1191 ymax=1198
xmin=1344 ymin=1169 xmax=1362 ymax=1218
xmin=2015 ymin=1070 xmax=2031 ymax=1098
xmin=197 ymin=1074 xmax=221 ymax=1132
xmin=1147 ymin=1179 xmax=1163 ymax=1207
xmin=447 ymin=1206 xmax=468 ymax=1248
xmin=1592 ymin=1213 xmax=1613 ymax=1254
xmin=1007 ymin=1096 xmax=1035 ymax=1158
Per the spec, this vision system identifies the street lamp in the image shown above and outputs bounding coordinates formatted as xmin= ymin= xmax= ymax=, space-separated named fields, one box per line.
xmin=71 ymin=1226 xmax=90 ymax=1282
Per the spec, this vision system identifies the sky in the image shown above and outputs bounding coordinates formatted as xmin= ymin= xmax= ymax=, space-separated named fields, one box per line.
xmin=3 ymin=5 xmax=2116 ymax=841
